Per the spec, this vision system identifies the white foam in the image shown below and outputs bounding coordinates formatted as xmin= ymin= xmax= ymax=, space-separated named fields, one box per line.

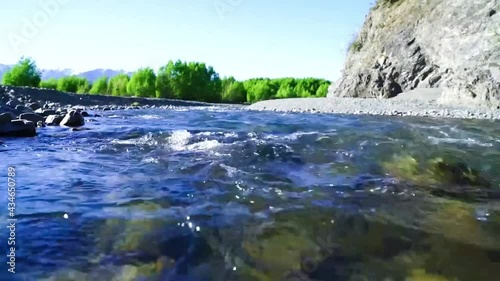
xmin=427 ymin=136 xmax=493 ymax=147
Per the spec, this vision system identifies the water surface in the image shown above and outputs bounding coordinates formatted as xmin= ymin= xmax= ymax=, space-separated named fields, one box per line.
xmin=1 ymin=108 xmax=499 ymax=281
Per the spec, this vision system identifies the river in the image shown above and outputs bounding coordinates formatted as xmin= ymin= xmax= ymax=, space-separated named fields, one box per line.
xmin=1 ymin=107 xmax=499 ymax=281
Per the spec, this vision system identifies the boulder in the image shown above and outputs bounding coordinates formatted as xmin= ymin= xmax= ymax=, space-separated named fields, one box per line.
xmin=327 ymin=0 xmax=499 ymax=107
xmin=81 ymin=111 xmax=90 ymax=117
xmin=14 ymin=105 xmax=30 ymax=113
xmin=0 ymin=112 xmax=15 ymax=125
xmin=45 ymin=115 xmax=64 ymax=126
xmin=6 ymin=100 xmax=21 ymax=108
xmin=26 ymin=102 xmax=41 ymax=111
xmin=60 ymin=110 xmax=84 ymax=127
xmin=35 ymin=108 xmax=57 ymax=116
xmin=19 ymin=113 xmax=44 ymax=124
xmin=0 ymin=120 xmax=36 ymax=137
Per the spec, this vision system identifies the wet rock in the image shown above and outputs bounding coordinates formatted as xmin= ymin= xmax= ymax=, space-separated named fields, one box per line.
xmin=6 ymin=100 xmax=21 ymax=108
xmin=0 ymin=112 xmax=15 ymax=125
xmin=26 ymin=102 xmax=41 ymax=111
xmin=70 ymin=127 xmax=91 ymax=132
xmin=0 ymin=120 xmax=36 ymax=137
xmin=427 ymin=157 xmax=491 ymax=187
xmin=81 ymin=111 xmax=90 ymax=117
xmin=60 ymin=110 xmax=84 ymax=127
xmin=19 ymin=113 xmax=44 ymax=124
xmin=382 ymin=154 xmax=492 ymax=200
xmin=36 ymin=121 xmax=45 ymax=128
xmin=15 ymin=105 xmax=30 ymax=113
xmin=35 ymin=108 xmax=57 ymax=116
xmin=45 ymin=115 xmax=64 ymax=126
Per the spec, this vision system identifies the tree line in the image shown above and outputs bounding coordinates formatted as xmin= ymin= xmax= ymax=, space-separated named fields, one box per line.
xmin=1 ymin=57 xmax=330 ymax=103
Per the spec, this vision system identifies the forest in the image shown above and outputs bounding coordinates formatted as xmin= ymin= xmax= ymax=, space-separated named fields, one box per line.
xmin=2 ymin=58 xmax=330 ymax=104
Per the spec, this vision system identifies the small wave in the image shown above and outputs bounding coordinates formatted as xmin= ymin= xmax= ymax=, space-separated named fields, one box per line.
xmin=168 ymin=130 xmax=222 ymax=152
xmin=111 ymin=133 xmax=158 ymax=146
xmin=427 ymin=136 xmax=493 ymax=147
xmin=139 ymin=114 xmax=161 ymax=119
xmin=142 ymin=157 xmax=160 ymax=164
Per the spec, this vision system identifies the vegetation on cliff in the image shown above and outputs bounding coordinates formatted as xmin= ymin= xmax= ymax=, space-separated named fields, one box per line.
xmin=1 ymin=57 xmax=330 ymax=104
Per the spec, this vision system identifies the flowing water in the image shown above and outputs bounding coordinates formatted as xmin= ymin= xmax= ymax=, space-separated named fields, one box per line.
xmin=1 ymin=107 xmax=499 ymax=281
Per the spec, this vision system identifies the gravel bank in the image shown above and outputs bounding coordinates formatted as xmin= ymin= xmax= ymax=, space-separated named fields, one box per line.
xmin=248 ymin=97 xmax=500 ymax=120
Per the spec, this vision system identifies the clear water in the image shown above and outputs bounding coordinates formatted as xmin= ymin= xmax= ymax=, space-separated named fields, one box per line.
xmin=1 ymin=107 xmax=499 ymax=281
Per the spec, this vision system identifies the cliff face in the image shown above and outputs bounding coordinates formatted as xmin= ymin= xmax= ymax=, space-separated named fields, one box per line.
xmin=328 ymin=0 xmax=500 ymax=108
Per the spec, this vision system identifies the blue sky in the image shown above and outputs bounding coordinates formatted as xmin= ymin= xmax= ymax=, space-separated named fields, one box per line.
xmin=0 ymin=0 xmax=373 ymax=81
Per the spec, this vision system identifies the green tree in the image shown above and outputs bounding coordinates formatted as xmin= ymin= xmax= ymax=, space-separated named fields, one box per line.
xmin=108 ymin=74 xmax=130 ymax=96
xmin=89 ymin=76 xmax=109 ymax=95
xmin=2 ymin=57 xmax=41 ymax=87
xmin=222 ymin=80 xmax=246 ymax=103
xmin=156 ymin=60 xmax=222 ymax=102
xmin=39 ymin=78 xmax=58 ymax=90
xmin=127 ymin=68 xmax=156 ymax=97
xmin=156 ymin=63 xmax=175 ymax=99
xmin=316 ymin=83 xmax=329 ymax=97
xmin=56 ymin=76 xmax=90 ymax=93
xmin=276 ymin=84 xmax=297 ymax=98
xmin=246 ymin=80 xmax=274 ymax=103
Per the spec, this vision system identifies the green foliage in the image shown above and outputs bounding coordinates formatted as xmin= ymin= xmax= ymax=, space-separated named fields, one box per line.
xmin=350 ymin=39 xmax=363 ymax=52
xmin=39 ymin=78 xmax=58 ymax=90
xmin=156 ymin=60 xmax=222 ymax=103
xmin=56 ymin=76 xmax=90 ymax=93
xmin=221 ymin=77 xmax=247 ymax=103
xmin=9 ymin=58 xmax=332 ymax=103
xmin=2 ymin=57 xmax=41 ymax=87
xmin=316 ymin=83 xmax=329 ymax=97
xmin=89 ymin=76 xmax=109 ymax=95
xmin=126 ymin=68 xmax=156 ymax=97
xmin=108 ymin=74 xmax=130 ymax=96
xmin=379 ymin=0 xmax=403 ymax=5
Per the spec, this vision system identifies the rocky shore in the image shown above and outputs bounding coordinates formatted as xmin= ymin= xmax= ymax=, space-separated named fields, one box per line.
xmin=248 ymin=89 xmax=500 ymax=120
xmin=0 ymin=85 xmax=228 ymax=139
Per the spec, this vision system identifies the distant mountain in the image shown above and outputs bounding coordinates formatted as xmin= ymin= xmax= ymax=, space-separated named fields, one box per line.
xmin=40 ymin=68 xmax=74 ymax=80
xmin=77 ymin=69 xmax=134 ymax=83
xmin=0 ymin=64 xmax=133 ymax=83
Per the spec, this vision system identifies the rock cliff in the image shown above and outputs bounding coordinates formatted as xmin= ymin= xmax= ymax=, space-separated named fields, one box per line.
xmin=328 ymin=0 xmax=500 ymax=108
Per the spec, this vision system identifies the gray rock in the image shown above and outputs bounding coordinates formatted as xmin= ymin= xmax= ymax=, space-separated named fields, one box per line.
xmin=35 ymin=108 xmax=57 ymax=116
xmin=15 ymin=105 xmax=31 ymax=113
xmin=6 ymin=100 xmax=21 ymax=108
xmin=19 ymin=113 xmax=44 ymax=124
xmin=328 ymin=0 xmax=499 ymax=108
xmin=0 ymin=120 xmax=36 ymax=137
xmin=60 ymin=110 xmax=85 ymax=127
xmin=0 ymin=112 xmax=15 ymax=125
xmin=26 ymin=102 xmax=42 ymax=111
xmin=45 ymin=115 xmax=64 ymax=126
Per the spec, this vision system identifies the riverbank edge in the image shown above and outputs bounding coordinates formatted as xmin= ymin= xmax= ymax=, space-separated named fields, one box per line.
xmin=247 ymin=97 xmax=500 ymax=120
xmin=0 ymin=85 xmax=241 ymax=108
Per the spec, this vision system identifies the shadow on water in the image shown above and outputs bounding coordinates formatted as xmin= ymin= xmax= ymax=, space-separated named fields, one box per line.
xmin=0 ymin=108 xmax=499 ymax=281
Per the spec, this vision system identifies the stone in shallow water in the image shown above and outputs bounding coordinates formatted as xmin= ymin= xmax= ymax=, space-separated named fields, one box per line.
xmin=19 ymin=113 xmax=44 ymax=124
xmin=0 ymin=119 xmax=36 ymax=137
xmin=26 ymin=102 xmax=41 ymax=111
xmin=45 ymin=114 xmax=64 ymax=126
xmin=60 ymin=110 xmax=85 ymax=127
xmin=0 ymin=112 xmax=15 ymax=125
xmin=381 ymin=154 xmax=492 ymax=196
